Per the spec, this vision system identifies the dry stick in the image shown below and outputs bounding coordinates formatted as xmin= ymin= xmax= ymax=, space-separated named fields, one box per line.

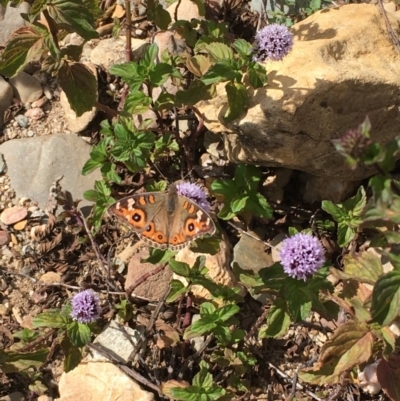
xmin=87 ymin=342 xmax=164 ymax=397
xmin=78 ymin=210 xmax=112 ymax=286
xmin=128 ymin=285 xmax=172 ymax=362
xmin=267 ymin=362 xmax=322 ymax=401
xmin=124 ymin=0 xmax=132 ymax=62
xmin=227 ymin=221 xmax=277 ymax=249
xmin=378 ymin=0 xmax=400 ymax=54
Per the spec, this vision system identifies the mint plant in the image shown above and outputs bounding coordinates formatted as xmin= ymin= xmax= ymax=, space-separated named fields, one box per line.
xmin=322 ymin=186 xmax=366 ymax=247
xmin=0 ymin=0 xmax=99 ymax=115
xmin=211 ymin=164 xmax=273 ymax=220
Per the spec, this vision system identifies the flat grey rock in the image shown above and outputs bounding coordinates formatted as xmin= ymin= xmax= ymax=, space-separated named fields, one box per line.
xmin=9 ymin=72 xmax=43 ymax=104
xmin=0 ymin=134 xmax=102 ymax=212
xmin=0 ymin=2 xmax=31 ymax=47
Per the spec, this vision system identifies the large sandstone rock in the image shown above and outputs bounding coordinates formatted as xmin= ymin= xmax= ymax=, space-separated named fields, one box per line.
xmin=197 ymin=4 xmax=400 ymax=180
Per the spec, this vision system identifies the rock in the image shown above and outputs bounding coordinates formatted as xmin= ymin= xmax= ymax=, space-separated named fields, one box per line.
xmin=302 ymin=173 xmax=360 ymax=202
xmin=24 ymin=107 xmax=45 ymax=120
xmin=9 ymin=71 xmax=43 ymax=104
xmin=31 ymin=97 xmax=48 ymax=108
xmin=0 ymin=76 xmax=13 ymax=128
xmin=90 ymin=37 xmax=148 ymax=70
xmin=90 ymin=320 xmax=141 ymax=364
xmin=0 ymin=2 xmax=31 ymax=46
xmin=233 ymin=230 xmax=273 ymax=273
xmin=0 ymin=391 xmax=25 ymax=401
xmin=197 ymin=4 xmax=400 ymax=182
xmin=0 ymin=230 xmax=9 ymax=245
xmin=59 ymin=63 xmax=97 ymax=132
xmin=125 ymin=246 xmax=173 ymax=301
xmin=13 ymin=219 xmax=27 ymax=230
xmin=0 ymin=206 xmax=28 ymax=225
xmin=58 ymin=361 xmax=155 ymax=401
xmin=39 ymin=271 xmax=61 ymax=284
xmin=358 ymin=360 xmax=381 ymax=395
xmin=0 ymin=133 xmax=102 ymax=211
xmin=383 ymin=1 xmax=396 ymax=12
xmin=37 ymin=396 xmax=52 ymax=401
xmin=15 ymin=114 xmax=29 ymax=128
xmin=174 ymin=236 xmax=245 ymax=301
xmin=167 ymin=0 xmax=204 ymax=22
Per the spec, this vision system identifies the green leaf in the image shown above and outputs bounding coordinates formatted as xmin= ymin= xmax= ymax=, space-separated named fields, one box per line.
xmin=333 ymin=252 xmax=383 ymax=284
xmin=259 ymin=302 xmax=290 ymax=338
xmin=67 ymin=321 xmax=91 ymax=347
xmin=167 ymin=279 xmax=187 ymax=302
xmin=193 ymin=361 xmax=213 ymax=387
xmin=337 ymin=223 xmax=356 ymax=247
xmin=32 ymin=310 xmax=70 ymax=329
xmin=204 ymin=42 xmax=234 ymax=62
xmin=47 ymin=0 xmax=98 ymax=40
xmin=232 ymin=39 xmax=252 ymax=57
xmin=371 ymin=270 xmax=400 ymax=326
xmin=248 ymin=62 xmax=267 ymax=89
xmin=201 ymin=62 xmax=239 ymax=85
xmin=169 ymin=259 xmax=191 ymax=277
xmin=321 ymin=200 xmax=344 ymax=222
xmin=124 ymin=91 xmax=152 ymax=114
xmin=141 ymin=43 xmax=158 ymax=70
xmin=149 ymin=63 xmax=174 ymax=86
xmin=0 ymin=25 xmax=45 ymax=76
xmin=60 ymin=335 xmax=82 ymax=372
xmin=58 ymin=61 xmax=97 ymax=116
xmin=175 ymin=80 xmax=213 ymax=106
xmin=230 ymin=195 xmax=248 ymax=213
xmin=343 ymin=186 xmax=366 ymax=217
xmin=0 ymin=349 xmax=49 ymax=373
xmin=147 ymin=1 xmax=171 ymax=30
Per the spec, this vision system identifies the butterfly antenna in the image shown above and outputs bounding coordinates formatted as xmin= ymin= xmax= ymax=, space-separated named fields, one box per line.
xmin=227 ymin=221 xmax=276 ymax=249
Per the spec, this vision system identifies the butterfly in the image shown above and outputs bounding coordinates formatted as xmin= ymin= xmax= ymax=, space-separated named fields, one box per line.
xmin=108 ymin=184 xmax=216 ymax=250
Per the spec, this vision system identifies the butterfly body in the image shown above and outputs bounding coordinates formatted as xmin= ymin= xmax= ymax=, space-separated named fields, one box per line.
xmin=108 ymin=184 xmax=216 ymax=250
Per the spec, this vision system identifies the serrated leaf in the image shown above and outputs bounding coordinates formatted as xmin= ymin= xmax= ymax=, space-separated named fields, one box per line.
xmin=124 ymin=91 xmax=152 ymax=114
xmin=167 ymin=280 xmax=187 ymax=302
xmin=337 ymin=223 xmax=356 ymax=247
xmin=259 ymin=303 xmax=290 ymax=338
xmin=60 ymin=335 xmax=82 ymax=372
xmin=232 ymin=39 xmax=252 ymax=57
xmin=377 ymin=355 xmax=400 ymax=401
xmin=58 ymin=61 xmax=97 ymax=116
xmin=0 ymin=26 xmax=45 ymax=76
xmin=186 ymin=55 xmax=212 ymax=77
xmin=32 ymin=310 xmax=69 ymax=328
xmin=175 ymin=80 xmax=213 ymax=106
xmin=67 ymin=321 xmax=91 ymax=347
xmin=47 ymin=0 xmax=98 ymax=40
xmin=371 ymin=270 xmax=400 ymax=326
xmin=204 ymin=42 xmax=234 ymax=61
xmin=224 ymin=81 xmax=248 ymax=121
xmin=0 ymin=349 xmax=49 ymax=373
xmin=319 ymin=322 xmax=374 ymax=376
xmin=335 ymin=252 xmax=383 ymax=284
xmin=201 ymin=62 xmax=239 ymax=85
xmin=147 ymin=1 xmax=171 ymax=30
xmin=321 ymin=200 xmax=344 ymax=222
xmin=169 ymin=259 xmax=191 ymax=277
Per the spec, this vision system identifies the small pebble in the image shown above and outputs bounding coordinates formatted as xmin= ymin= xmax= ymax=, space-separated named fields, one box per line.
xmin=15 ymin=114 xmax=29 ymax=128
xmin=14 ymin=220 xmax=28 ymax=230
xmin=27 ymin=130 xmax=35 ymax=137
xmin=0 ymin=231 xmax=9 ymax=246
xmin=12 ymin=121 xmax=19 ymax=127
xmin=0 ymin=206 xmax=28 ymax=225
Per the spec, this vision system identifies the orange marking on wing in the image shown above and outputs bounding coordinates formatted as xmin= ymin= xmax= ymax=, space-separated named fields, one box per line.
xmin=148 ymin=195 xmax=156 ymax=204
xmin=138 ymin=196 xmax=147 ymax=206
xmin=170 ymin=232 xmax=186 ymax=245
xmin=127 ymin=209 xmax=147 ymax=229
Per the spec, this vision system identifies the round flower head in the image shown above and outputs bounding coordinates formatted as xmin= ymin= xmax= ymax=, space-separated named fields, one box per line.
xmin=176 ymin=182 xmax=211 ymax=212
xmin=253 ymin=24 xmax=293 ymax=62
xmin=279 ymin=233 xmax=325 ymax=281
xmin=70 ymin=289 xmax=101 ymax=324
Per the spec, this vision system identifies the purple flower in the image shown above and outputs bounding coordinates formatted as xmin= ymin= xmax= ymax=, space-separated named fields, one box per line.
xmin=70 ymin=290 xmax=101 ymax=324
xmin=253 ymin=24 xmax=293 ymax=62
xmin=279 ymin=233 xmax=325 ymax=281
xmin=176 ymin=182 xmax=211 ymax=212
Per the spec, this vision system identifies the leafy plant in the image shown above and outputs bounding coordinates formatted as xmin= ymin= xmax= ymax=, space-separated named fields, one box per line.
xmin=211 ymin=164 xmax=273 ymax=220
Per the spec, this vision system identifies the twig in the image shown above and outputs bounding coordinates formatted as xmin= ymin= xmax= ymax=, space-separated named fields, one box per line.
xmin=378 ymin=0 xmax=400 ymax=54
xmin=227 ymin=221 xmax=276 ymax=249
xmin=16 ymin=329 xmax=56 ymax=353
xmin=267 ymin=362 xmax=322 ymax=401
xmin=78 ymin=210 xmax=108 ymax=278
xmin=87 ymin=342 xmax=164 ymax=396
xmin=128 ymin=285 xmax=171 ymax=362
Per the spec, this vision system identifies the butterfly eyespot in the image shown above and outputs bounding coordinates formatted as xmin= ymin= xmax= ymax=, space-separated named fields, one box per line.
xmin=133 ymin=213 xmax=141 ymax=222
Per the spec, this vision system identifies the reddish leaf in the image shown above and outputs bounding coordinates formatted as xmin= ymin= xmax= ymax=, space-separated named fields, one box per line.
xmin=377 ymin=355 xmax=400 ymax=401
